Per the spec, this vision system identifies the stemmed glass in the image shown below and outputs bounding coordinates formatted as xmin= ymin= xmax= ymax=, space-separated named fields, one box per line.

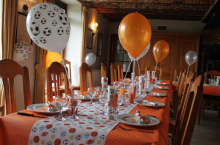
xmin=69 ymin=91 xmax=82 ymax=119
xmin=208 ymin=79 xmax=214 ymax=85
xmin=99 ymin=92 xmax=107 ymax=115
xmin=89 ymin=86 xmax=100 ymax=104
xmin=55 ymin=96 xmax=69 ymax=121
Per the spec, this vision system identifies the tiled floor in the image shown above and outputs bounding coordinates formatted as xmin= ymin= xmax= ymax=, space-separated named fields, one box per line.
xmin=190 ymin=109 xmax=220 ymax=145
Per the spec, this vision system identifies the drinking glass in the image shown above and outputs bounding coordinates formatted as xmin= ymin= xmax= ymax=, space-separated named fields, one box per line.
xmin=89 ymin=86 xmax=100 ymax=104
xmin=55 ymin=96 xmax=69 ymax=121
xmin=99 ymin=94 xmax=107 ymax=115
xmin=69 ymin=93 xmax=82 ymax=119
xmin=208 ymin=79 xmax=213 ymax=85
xmin=87 ymin=87 xmax=94 ymax=104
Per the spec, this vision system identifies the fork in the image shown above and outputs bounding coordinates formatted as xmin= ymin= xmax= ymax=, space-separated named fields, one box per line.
xmin=119 ymin=126 xmax=154 ymax=133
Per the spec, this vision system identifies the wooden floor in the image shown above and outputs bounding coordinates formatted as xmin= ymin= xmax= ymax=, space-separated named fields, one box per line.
xmin=191 ymin=109 xmax=220 ymax=145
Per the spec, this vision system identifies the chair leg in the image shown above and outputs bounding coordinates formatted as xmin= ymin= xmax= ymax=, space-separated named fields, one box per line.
xmin=201 ymin=99 xmax=205 ymax=120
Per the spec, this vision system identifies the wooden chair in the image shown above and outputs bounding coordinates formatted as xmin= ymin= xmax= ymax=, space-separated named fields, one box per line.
xmin=171 ymin=69 xmax=186 ymax=120
xmin=170 ymin=75 xmax=204 ymax=145
xmin=79 ymin=62 xmax=93 ymax=93
xmin=101 ymin=63 xmax=107 ymax=77
xmin=201 ymin=70 xmax=220 ymax=119
xmin=110 ymin=63 xmax=117 ymax=83
xmin=169 ymin=72 xmax=195 ymax=134
xmin=47 ymin=62 xmax=70 ymax=102
xmin=60 ymin=59 xmax=80 ymax=91
xmin=145 ymin=66 xmax=162 ymax=80
xmin=118 ymin=63 xmax=124 ymax=82
xmin=0 ymin=59 xmax=32 ymax=115
xmin=174 ymin=70 xmax=177 ymax=81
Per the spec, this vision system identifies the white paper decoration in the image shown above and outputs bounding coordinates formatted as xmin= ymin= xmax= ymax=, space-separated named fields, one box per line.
xmin=13 ymin=41 xmax=33 ymax=61
xmin=26 ymin=3 xmax=70 ymax=52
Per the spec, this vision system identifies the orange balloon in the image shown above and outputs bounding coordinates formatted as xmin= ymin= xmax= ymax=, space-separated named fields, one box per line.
xmin=45 ymin=51 xmax=62 ymax=68
xmin=153 ymin=40 xmax=169 ymax=63
xmin=118 ymin=13 xmax=152 ymax=58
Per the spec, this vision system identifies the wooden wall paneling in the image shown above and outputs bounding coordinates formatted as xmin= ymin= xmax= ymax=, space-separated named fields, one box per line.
xmin=137 ymin=32 xmax=200 ymax=81
xmin=159 ymin=38 xmax=178 ymax=80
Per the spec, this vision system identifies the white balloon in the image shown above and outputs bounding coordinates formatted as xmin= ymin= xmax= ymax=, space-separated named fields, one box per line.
xmin=85 ymin=53 xmax=96 ymax=66
xmin=185 ymin=50 xmax=197 ymax=66
xmin=129 ymin=42 xmax=150 ymax=61
xmin=26 ymin=3 xmax=70 ymax=52
xmin=13 ymin=41 xmax=33 ymax=61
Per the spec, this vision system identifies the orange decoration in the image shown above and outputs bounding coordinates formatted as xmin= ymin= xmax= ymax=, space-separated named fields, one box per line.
xmin=153 ymin=40 xmax=169 ymax=63
xmin=118 ymin=13 xmax=152 ymax=58
xmin=45 ymin=51 xmax=62 ymax=68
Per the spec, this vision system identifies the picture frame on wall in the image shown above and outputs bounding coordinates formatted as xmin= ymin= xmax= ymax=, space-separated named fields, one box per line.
xmin=86 ymin=29 xmax=93 ymax=49
xmin=16 ymin=12 xmax=32 ymax=44
xmin=97 ymin=33 xmax=103 ymax=56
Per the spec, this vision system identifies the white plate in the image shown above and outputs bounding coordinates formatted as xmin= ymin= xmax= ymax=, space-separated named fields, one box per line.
xmin=148 ymin=92 xmax=166 ymax=97
xmin=27 ymin=103 xmax=61 ymax=114
xmin=115 ymin=114 xmax=160 ymax=126
xmin=82 ymin=95 xmax=99 ymax=101
xmin=157 ymin=83 xmax=169 ymax=86
xmin=135 ymin=100 xmax=165 ymax=107
xmin=156 ymin=86 xmax=169 ymax=90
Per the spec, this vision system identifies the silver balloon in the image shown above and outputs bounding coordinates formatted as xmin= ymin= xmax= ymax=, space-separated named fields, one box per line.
xmin=85 ymin=53 xmax=96 ymax=66
xmin=185 ymin=50 xmax=197 ymax=66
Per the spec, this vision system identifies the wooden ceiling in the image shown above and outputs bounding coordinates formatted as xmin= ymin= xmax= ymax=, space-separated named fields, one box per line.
xmin=77 ymin=0 xmax=218 ymax=22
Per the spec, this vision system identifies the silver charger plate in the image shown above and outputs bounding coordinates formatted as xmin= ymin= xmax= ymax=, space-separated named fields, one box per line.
xmin=27 ymin=103 xmax=64 ymax=114
xmin=135 ymin=100 xmax=165 ymax=107
xmin=156 ymin=86 xmax=169 ymax=90
xmin=157 ymin=83 xmax=169 ymax=86
xmin=115 ymin=114 xmax=160 ymax=126
xmin=148 ymin=92 xmax=166 ymax=97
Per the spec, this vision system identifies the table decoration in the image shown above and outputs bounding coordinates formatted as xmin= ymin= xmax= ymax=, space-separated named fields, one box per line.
xmin=107 ymin=86 xmax=117 ymax=120
xmin=101 ymin=77 xmax=108 ymax=91
xmin=129 ymin=86 xmax=136 ymax=104
xmin=139 ymin=76 xmax=144 ymax=94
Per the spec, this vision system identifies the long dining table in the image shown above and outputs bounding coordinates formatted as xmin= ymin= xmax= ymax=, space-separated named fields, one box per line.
xmin=0 ymin=80 xmax=172 ymax=145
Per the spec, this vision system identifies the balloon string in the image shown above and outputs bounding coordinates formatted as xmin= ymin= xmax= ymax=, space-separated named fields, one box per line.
xmin=186 ymin=65 xmax=190 ymax=80
xmin=125 ymin=60 xmax=132 ymax=78
xmin=133 ymin=59 xmax=136 ymax=73
xmin=137 ymin=60 xmax=140 ymax=75
xmin=59 ymin=52 xmax=73 ymax=96
xmin=155 ymin=63 xmax=158 ymax=73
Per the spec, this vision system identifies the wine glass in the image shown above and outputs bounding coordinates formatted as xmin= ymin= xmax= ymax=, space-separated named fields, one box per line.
xmin=99 ymin=94 xmax=107 ymax=115
xmin=69 ymin=93 xmax=82 ymax=119
xmin=55 ymin=96 xmax=69 ymax=121
xmin=89 ymin=86 xmax=100 ymax=104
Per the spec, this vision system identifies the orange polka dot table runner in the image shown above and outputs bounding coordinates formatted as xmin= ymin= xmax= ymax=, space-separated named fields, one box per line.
xmin=0 ymin=80 xmax=172 ymax=145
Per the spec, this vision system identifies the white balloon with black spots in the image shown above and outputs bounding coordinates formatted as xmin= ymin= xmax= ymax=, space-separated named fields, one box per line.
xmin=26 ymin=2 xmax=70 ymax=52
xmin=13 ymin=41 xmax=33 ymax=61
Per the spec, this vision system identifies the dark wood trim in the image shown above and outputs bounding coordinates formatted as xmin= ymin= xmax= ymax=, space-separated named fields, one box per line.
xmin=55 ymin=0 xmax=67 ymax=14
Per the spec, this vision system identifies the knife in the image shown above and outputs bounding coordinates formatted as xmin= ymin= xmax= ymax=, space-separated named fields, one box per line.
xmin=17 ymin=112 xmax=46 ymax=118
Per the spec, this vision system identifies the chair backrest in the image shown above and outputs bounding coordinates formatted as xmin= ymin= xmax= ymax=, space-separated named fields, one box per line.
xmin=101 ymin=63 xmax=106 ymax=77
xmin=0 ymin=59 xmax=31 ymax=115
xmin=172 ymin=69 xmax=186 ymax=120
xmin=145 ymin=66 xmax=162 ymax=80
xmin=0 ymin=105 xmax=4 ymax=116
xmin=204 ymin=70 xmax=220 ymax=84
xmin=110 ymin=63 xmax=117 ymax=83
xmin=47 ymin=62 xmax=70 ymax=101
xmin=173 ymin=75 xmax=204 ymax=145
xmin=80 ymin=62 xmax=93 ymax=93
xmin=175 ymin=72 xmax=195 ymax=129
xmin=174 ymin=69 xmax=177 ymax=81
xmin=64 ymin=59 xmax=71 ymax=84
xmin=118 ymin=63 xmax=124 ymax=82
